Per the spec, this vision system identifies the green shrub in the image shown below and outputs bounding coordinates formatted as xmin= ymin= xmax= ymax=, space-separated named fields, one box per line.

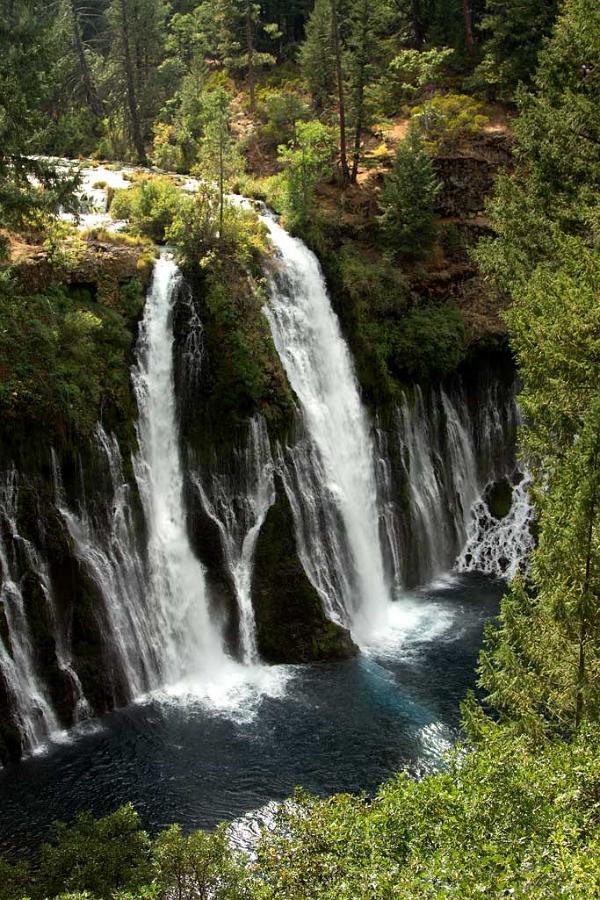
xmin=37 ymin=805 xmax=152 ymax=899
xmin=110 ymin=177 xmax=187 ymax=242
xmin=0 ymin=272 xmax=144 ymax=449
xmin=276 ymin=120 xmax=336 ymax=230
xmin=387 ymin=300 xmax=466 ymax=382
xmin=410 ymin=92 xmax=490 ymax=153
xmin=259 ymin=88 xmax=311 ymax=150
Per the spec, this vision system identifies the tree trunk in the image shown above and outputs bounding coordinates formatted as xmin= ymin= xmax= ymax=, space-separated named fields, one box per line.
xmin=463 ymin=0 xmax=475 ymax=57
xmin=219 ymin=126 xmax=225 ymax=239
xmin=69 ymin=0 xmax=103 ymax=117
xmin=118 ymin=0 xmax=146 ymax=164
xmin=246 ymin=3 xmax=256 ymax=113
xmin=351 ymin=0 xmax=370 ymax=183
xmin=410 ymin=0 xmax=425 ymax=50
xmin=331 ymin=0 xmax=349 ymax=183
xmin=575 ymin=440 xmax=598 ymax=728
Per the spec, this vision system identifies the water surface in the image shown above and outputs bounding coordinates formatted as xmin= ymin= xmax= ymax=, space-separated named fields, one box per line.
xmin=0 ymin=574 xmax=503 ymax=856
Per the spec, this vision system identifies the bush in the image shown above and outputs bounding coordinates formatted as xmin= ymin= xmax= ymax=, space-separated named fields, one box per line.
xmin=110 ymin=177 xmax=187 ymax=243
xmin=259 ymin=88 xmax=311 ymax=150
xmin=276 ymin=120 xmax=335 ymax=229
xmin=410 ymin=92 xmax=490 ymax=153
xmin=37 ymin=804 xmax=152 ymax=899
xmin=387 ymin=300 xmax=466 ymax=381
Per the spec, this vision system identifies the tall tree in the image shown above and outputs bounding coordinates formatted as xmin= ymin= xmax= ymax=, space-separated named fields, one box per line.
xmin=346 ymin=0 xmax=390 ymax=182
xmin=0 ymin=0 xmax=79 ymax=228
xmin=473 ymin=0 xmax=600 ymax=738
xmin=299 ymin=0 xmax=335 ymax=112
xmin=67 ymin=0 xmax=103 ymax=117
xmin=330 ymin=0 xmax=349 ymax=182
xmin=474 ymin=0 xmax=559 ymax=99
xmin=194 ymin=88 xmax=240 ymax=235
xmin=117 ymin=0 xmax=146 ymax=162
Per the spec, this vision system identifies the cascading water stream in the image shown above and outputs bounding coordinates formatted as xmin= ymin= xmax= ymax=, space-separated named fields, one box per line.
xmin=260 ymin=215 xmax=391 ymax=639
xmin=132 ymin=251 xmax=229 ymax=686
xmin=0 ymin=471 xmax=60 ymax=750
xmin=192 ymin=417 xmax=275 ymax=664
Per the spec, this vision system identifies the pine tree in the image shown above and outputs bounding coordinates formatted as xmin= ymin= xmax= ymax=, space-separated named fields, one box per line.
xmin=473 ymin=0 xmax=559 ymax=99
xmin=299 ymin=0 xmax=335 ymax=112
xmin=346 ymin=0 xmax=391 ymax=182
xmin=106 ymin=0 xmax=168 ymax=162
xmin=194 ymin=88 xmax=241 ymax=236
xmin=378 ymin=131 xmax=440 ymax=257
xmin=472 ymin=0 xmax=600 ymax=740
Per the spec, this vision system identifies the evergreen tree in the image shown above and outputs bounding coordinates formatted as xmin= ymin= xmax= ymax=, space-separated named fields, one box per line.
xmin=378 ymin=131 xmax=440 ymax=257
xmin=346 ymin=0 xmax=391 ymax=182
xmin=473 ymin=0 xmax=560 ymax=99
xmin=299 ymin=0 xmax=335 ymax=112
xmin=106 ymin=0 xmax=168 ymax=162
xmin=194 ymin=88 xmax=241 ymax=235
xmin=0 ymin=0 xmax=79 ymax=228
xmin=216 ymin=0 xmax=279 ymax=112
xmin=473 ymin=0 xmax=600 ymax=740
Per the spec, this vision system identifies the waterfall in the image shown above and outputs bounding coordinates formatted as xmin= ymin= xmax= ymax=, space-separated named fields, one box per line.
xmin=261 ymin=216 xmax=390 ymax=638
xmin=374 ymin=380 xmax=533 ymax=588
xmin=132 ymin=251 xmax=228 ymax=685
xmin=52 ymin=432 xmax=158 ymax=699
xmin=192 ymin=417 xmax=275 ymax=663
xmin=0 ymin=470 xmax=60 ymax=751
xmin=457 ymin=474 xmax=535 ymax=579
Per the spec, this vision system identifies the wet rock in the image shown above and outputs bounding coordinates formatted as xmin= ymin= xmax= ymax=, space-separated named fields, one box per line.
xmin=252 ymin=476 xmax=358 ymax=664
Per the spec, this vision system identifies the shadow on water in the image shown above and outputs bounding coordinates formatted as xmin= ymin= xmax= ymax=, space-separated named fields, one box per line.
xmin=0 ymin=573 xmax=504 ymax=856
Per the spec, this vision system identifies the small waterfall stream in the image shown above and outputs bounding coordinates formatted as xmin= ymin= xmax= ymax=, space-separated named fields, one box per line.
xmin=192 ymin=417 xmax=275 ymax=663
xmin=0 ymin=470 xmax=60 ymax=749
xmin=261 ymin=216 xmax=391 ymax=638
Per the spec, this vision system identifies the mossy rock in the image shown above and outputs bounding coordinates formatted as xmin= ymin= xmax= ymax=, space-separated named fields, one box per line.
xmin=485 ymin=478 xmax=513 ymax=520
xmin=252 ymin=476 xmax=357 ymax=664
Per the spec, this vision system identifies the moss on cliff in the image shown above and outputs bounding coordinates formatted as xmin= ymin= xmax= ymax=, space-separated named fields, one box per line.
xmin=252 ymin=478 xmax=357 ymax=664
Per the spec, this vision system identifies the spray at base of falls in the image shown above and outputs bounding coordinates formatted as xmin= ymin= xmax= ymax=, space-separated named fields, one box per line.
xmin=261 ymin=214 xmax=391 ymax=640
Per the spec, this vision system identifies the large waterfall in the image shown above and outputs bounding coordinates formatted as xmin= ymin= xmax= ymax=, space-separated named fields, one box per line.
xmin=262 ymin=216 xmax=391 ymax=638
xmin=0 ymin=195 xmax=535 ymax=762
xmin=132 ymin=252 xmax=228 ymax=685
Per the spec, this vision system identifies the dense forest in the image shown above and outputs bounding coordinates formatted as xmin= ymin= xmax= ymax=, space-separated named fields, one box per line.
xmin=0 ymin=0 xmax=599 ymax=897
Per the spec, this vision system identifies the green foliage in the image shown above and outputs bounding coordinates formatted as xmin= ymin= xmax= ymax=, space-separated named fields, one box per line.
xmin=0 ymin=854 xmax=31 ymax=900
xmin=0 ymin=269 xmax=144 ymax=449
xmin=153 ymin=823 xmax=244 ymax=899
xmin=0 ymin=1 xmax=80 ymax=228
xmin=386 ymin=301 xmax=466 ymax=382
xmin=111 ymin=177 xmax=187 ymax=242
xmin=258 ymin=87 xmax=310 ymax=150
xmin=37 ymin=804 xmax=152 ymax=898
xmin=410 ymin=92 xmax=489 ymax=153
xmin=380 ymin=46 xmax=454 ymax=114
xmin=298 ymin=0 xmax=335 ymax=112
xmin=473 ymin=0 xmax=600 ymax=742
xmin=276 ymin=120 xmax=336 ymax=229
xmin=248 ymin=724 xmax=600 ymax=898
xmin=471 ymin=0 xmax=560 ymax=100
xmin=194 ymin=87 xmax=243 ymax=230
xmin=378 ymin=131 xmax=441 ymax=258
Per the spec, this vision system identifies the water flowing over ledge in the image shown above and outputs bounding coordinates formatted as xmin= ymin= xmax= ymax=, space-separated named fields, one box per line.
xmin=0 ymin=193 xmax=534 ymax=761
